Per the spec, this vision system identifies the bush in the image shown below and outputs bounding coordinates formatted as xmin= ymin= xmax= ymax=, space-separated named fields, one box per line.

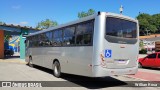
xmin=139 ymin=49 xmax=147 ymax=54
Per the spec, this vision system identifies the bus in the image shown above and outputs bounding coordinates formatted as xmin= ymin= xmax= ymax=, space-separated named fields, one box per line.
xmin=25 ymin=12 xmax=139 ymax=78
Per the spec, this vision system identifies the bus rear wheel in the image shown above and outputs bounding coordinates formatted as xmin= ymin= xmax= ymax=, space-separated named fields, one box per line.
xmin=53 ymin=61 xmax=61 ymax=78
xmin=29 ymin=57 xmax=34 ymax=67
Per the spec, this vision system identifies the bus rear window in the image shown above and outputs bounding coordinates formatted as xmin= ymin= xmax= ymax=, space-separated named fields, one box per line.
xmin=105 ymin=17 xmax=137 ymax=44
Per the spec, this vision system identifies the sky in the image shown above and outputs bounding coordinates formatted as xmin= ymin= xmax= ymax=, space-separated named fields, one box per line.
xmin=0 ymin=0 xmax=160 ymax=28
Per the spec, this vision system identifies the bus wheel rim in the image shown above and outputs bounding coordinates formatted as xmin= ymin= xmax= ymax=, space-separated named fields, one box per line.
xmin=54 ymin=65 xmax=59 ymax=75
xmin=30 ymin=59 xmax=32 ymax=64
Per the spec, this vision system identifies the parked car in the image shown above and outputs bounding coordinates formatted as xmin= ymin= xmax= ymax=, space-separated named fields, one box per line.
xmin=138 ymin=52 xmax=160 ymax=68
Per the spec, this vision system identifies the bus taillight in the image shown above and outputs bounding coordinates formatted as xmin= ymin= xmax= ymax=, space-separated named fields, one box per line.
xmin=100 ymin=54 xmax=107 ymax=67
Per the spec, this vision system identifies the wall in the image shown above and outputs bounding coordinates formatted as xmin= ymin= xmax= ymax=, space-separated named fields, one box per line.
xmin=20 ymin=29 xmax=28 ymax=59
xmin=0 ymin=30 xmax=4 ymax=59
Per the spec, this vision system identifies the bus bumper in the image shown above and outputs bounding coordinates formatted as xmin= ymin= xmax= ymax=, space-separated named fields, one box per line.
xmin=92 ymin=65 xmax=138 ymax=77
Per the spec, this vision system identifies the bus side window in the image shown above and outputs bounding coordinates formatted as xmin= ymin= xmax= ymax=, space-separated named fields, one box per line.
xmin=84 ymin=34 xmax=92 ymax=44
xmin=76 ymin=20 xmax=94 ymax=45
xmin=28 ymin=36 xmax=33 ymax=47
xmin=53 ymin=30 xmax=63 ymax=46
xmin=63 ymin=26 xmax=76 ymax=46
xmin=38 ymin=33 xmax=44 ymax=47
xmin=44 ymin=31 xmax=53 ymax=46
xmin=76 ymin=35 xmax=83 ymax=44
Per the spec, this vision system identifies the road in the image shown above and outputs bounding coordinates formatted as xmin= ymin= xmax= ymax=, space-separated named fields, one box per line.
xmin=128 ymin=68 xmax=160 ymax=81
xmin=0 ymin=61 xmax=159 ymax=90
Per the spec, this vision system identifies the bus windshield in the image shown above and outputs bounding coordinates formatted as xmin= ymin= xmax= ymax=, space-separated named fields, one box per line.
xmin=105 ymin=17 xmax=137 ymax=44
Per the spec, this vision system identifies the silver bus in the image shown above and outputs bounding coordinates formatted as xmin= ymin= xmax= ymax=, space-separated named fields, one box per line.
xmin=25 ymin=12 xmax=139 ymax=78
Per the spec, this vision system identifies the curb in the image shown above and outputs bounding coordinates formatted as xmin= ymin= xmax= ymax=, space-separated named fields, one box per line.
xmin=0 ymin=59 xmax=27 ymax=64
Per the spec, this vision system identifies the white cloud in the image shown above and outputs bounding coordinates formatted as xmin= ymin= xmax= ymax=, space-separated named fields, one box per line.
xmin=19 ymin=22 xmax=28 ymax=25
xmin=12 ymin=5 xmax=21 ymax=9
xmin=11 ymin=23 xmax=19 ymax=26
xmin=6 ymin=21 xmax=28 ymax=26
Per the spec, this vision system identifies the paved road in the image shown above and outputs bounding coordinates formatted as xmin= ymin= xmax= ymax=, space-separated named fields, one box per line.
xmin=128 ymin=68 xmax=160 ymax=81
xmin=0 ymin=61 xmax=159 ymax=90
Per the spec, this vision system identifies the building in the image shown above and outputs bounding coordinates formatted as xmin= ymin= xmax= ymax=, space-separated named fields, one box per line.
xmin=140 ymin=34 xmax=160 ymax=51
xmin=0 ymin=23 xmax=39 ymax=59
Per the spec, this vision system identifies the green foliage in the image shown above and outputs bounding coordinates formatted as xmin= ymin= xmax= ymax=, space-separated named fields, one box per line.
xmin=139 ymin=49 xmax=147 ymax=54
xmin=149 ymin=25 xmax=157 ymax=33
xmin=36 ymin=19 xmax=58 ymax=30
xmin=152 ymin=14 xmax=160 ymax=30
xmin=137 ymin=13 xmax=160 ymax=35
xmin=0 ymin=21 xmax=4 ymax=25
xmin=139 ymin=41 xmax=144 ymax=49
xmin=78 ymin=9 xmax=95 ymax=18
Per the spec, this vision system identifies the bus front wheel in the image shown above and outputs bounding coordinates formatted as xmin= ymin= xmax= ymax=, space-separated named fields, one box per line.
xmin=29 ymin=57 xmax=34 ymax=67
xmin=53 ymin=61 xmax=61 ymax=78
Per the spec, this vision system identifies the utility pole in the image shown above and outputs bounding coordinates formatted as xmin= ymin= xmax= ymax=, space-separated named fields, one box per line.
xmin=146 ymin=29 xmax=150 ymax=36
xmin=145 ymin=28 xmax=150 ymax=53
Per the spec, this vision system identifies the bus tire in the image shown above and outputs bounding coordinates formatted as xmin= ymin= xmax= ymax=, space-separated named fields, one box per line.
xmin=53 ymin=61 xmax=61 ymax=78
xmin=29 ymin=57 xmax=34 ymax=67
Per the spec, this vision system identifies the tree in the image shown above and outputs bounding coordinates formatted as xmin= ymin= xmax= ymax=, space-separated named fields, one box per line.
xmin=149 ymin=24 xmax=157 ymax=33
xmin=137 ymin=13 xmax=158 ymax=35
xmin=137 ymin=13 xmax=151 ymax=33
xmin=78 ymin=9 xmax=95 ymax=18
xmin=139 ymin=40 xmax=144 ymax=50
xmin=152 ymin=14 xmax=160 ymax=31
xmin=36 ymin=19 xmax=58 ymax=30
xmin=0 ymin=21 xmax=4 ymax=25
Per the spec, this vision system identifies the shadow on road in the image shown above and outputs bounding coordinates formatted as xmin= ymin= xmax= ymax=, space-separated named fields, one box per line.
xmin=4 ymin=56 xmax=20 ymax=59
xmin=60 ymin=74 xmax=127 ymax=89
xmin=142 ymin=67 xmax=160 ymax=70
xmin=27 ymin=64 xmax=127 ymax=89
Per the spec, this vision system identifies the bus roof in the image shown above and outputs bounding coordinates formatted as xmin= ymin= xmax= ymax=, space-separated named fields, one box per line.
xmin=27 ymin=12 xmax=137 ymax=37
